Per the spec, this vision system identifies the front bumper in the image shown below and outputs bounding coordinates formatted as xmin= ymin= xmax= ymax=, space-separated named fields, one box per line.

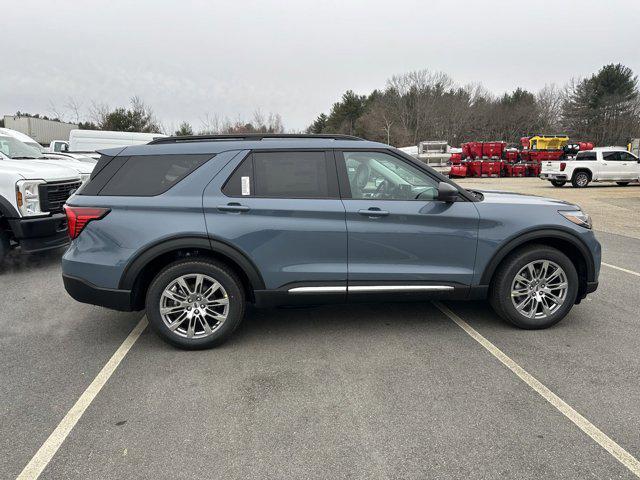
xmin=63 ymin=274 xmax=134 ymax=311
xmin=7 ymin=213 xmax=70 ymax=253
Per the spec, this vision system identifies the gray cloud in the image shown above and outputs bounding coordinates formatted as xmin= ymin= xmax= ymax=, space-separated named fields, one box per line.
xmin=3 ymin=0 xmax=639 ymax=131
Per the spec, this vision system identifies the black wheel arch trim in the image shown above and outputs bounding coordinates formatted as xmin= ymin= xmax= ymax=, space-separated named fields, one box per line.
xmin=119 ymin=234 xmax=266 ymax=291
xmin=479 ymin=227 xmax=596 ymax=285
xmin=0 ymin=195 xmax=20 ymax=220
xmin=572 ymin=169 xmax=592 ymax=179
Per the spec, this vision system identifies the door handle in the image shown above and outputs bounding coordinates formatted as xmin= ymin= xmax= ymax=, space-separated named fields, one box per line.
xmin=217 ymin=203 xmax=250 ymax=212
xmin=358 ymin=208 xmax=389 ymax=218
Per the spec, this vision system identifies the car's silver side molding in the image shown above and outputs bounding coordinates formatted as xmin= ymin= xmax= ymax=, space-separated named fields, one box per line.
xmin=288 ymin=285 xmax=454 ymax=294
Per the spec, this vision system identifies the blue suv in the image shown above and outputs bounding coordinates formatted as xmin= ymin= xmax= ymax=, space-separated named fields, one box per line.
xmin=62 ymin=134 xmax=600 ymax=349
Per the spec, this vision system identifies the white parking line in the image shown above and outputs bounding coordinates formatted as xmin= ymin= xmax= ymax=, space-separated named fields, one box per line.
xmin=16 ymin=317 xmax=148 ymax=480
xmin=602 ymin=262 xmax=640 ymax=277
xmin=433 ymin=301 xmax=640 ymax=478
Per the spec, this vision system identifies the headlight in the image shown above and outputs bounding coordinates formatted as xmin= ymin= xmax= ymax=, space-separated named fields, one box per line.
xmin=559 ymin=210 xmax=592 ymax=229
xmin=16 ymin=179 xmax=45 ymax=217
xmin=80 ymin=173 xmax=91 ymax=184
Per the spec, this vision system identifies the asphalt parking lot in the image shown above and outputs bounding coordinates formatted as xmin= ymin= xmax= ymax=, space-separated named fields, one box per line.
xmin=2 ymin=181 xmax=640 ymax=479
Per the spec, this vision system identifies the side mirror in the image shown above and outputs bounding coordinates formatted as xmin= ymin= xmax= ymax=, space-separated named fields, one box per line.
xmin=436 ymin=181 xmax=458 ymax=202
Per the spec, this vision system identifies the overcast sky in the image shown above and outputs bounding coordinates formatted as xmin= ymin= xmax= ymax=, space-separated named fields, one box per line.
xmin=3 ymin=0 xmax=639 ymax=132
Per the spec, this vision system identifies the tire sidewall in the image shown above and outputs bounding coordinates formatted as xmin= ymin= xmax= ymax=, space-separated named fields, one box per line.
xmin=494 ymin=248 xmax=578 ymax=329
xmin=146 ymin=260 xmax=245 ymax=349
xmin=572 ymin=172 xmax=589 ymax=188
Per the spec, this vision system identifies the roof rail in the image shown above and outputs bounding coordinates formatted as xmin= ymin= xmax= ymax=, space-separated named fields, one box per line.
xmin=147 ymin=133 xmax=363 ymax=145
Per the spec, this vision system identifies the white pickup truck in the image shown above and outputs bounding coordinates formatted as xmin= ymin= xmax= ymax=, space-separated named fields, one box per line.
xmin=540 ymin=147 xmax=640 ymax=188
xmin=0 ymin=136 xmax=82 ymax=262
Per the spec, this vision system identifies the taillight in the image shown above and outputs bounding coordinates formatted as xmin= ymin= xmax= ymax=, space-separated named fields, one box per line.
xmin=64 ymin=205 xmax=110 ymax=239
xmin=560 ymin=162 xmax=566 ymax=171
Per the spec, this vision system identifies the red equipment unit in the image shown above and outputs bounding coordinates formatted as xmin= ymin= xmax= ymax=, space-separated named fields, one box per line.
xmin=449 ymin=164 xmax=468 ymax=178
xmin=526 ymin=163 xmax=541 ymax=177
xmin=468 ymin=142 xmax=483 ymax=159
xmin=482 ymin=142 xmax=505 ymax=159
xmin=505 ymin=150 xmax=519 ymax=163
xmin=481 ymin=161 xmax=502 ymax=177
xmin=579 ymin=142 xmax=594 ymax=151
xmin=503 ymin=163 xmax=514 ymax=177
xmin=467 ymin=160 xmax=482 ymax=177
xmin=461 ymin=143 xmax=471 ymax=158
xmin=520 ymin=137 xmax=530 ymax=148
xmin=511 ymin=164 xmax=526 ymax=177
xmin=450 ymin=153 xmax=462 ymax=165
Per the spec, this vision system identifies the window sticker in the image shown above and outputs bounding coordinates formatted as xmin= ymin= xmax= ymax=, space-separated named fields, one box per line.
xmin=241 ymin=176 xmax=251 ymax=196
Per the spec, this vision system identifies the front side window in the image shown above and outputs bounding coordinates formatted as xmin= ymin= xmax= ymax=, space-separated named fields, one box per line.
xmin=223 ymin=151 xmax=336 ymax=198
xmin=342 ymin=151 xmax=439 ymax=200
xmin=619 ymin=151 xmax=637 ymax=161
xmin=603 ymin=151 xmax=621 ymax=161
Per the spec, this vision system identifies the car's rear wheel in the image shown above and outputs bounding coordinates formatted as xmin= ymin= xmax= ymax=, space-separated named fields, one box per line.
xmin=146 ymin=258 xmax=245 ymax=349
xmin=550 ymin=180 xmax=566 ymax=187
xmin=616 ymin=182 xmax=630 ymax=186
xmin=571 ymin=171 xmax=590 ymax=188
xmin=490 ymin=245 xmax=578 ymax=329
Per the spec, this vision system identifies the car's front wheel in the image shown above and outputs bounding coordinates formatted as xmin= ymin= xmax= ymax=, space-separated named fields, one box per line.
xmin=146 ymin=258 xmax=245 ymax=349
xmin=489 ymin=245 xmax=578 ymax=329
xmin=550 ymin=180 xmax=566 ymax=187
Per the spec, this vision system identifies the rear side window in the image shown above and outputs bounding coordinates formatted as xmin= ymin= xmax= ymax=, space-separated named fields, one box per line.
xmin=602 ymin=151 xmax=620 ymax=161
xmin=576 ymin=151 xmax=597 ymax=161
xmin=223 ymin=151 xmax=337 ymax=198
xmin=98 ymin=154 xmax=212 ymax=196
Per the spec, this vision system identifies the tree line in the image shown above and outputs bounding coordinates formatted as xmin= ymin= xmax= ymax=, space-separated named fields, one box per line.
xmin=307 ymin=63 xmax=640 ymax=147
xmin=10 ymin=63 xmax=638 ymax=147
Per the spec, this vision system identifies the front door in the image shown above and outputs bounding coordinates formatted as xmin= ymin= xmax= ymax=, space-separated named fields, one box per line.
xmin=617 ymin=151 xmax=640 ymax=180
xmin=336 ymin=150 xmax=479 ymax=296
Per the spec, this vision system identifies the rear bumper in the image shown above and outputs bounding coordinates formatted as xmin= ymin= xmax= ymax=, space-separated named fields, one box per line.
xmin=540 ymin=173 xmax=568 ymax=181
xmin=8 ymin=214 xmax=70 ymax=253
xmin=63 ymin=274 xmax=134 ymax=311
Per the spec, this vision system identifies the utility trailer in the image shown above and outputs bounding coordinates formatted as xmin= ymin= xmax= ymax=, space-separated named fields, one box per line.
xmin=416 ymin=141 xmax=451 ymax=173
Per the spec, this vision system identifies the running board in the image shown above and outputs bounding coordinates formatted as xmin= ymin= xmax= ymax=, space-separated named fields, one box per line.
xmin=288 ymin=285 xmax=454 ymax=294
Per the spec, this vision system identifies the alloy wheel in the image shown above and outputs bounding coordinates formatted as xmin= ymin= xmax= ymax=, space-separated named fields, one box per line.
xmin=510 ymin=260 xmax=568 ymax=320
xmin=159 ymin=274 xmax=229 ymax=338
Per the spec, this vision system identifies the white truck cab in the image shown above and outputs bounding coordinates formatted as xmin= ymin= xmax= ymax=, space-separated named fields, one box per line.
xmin=0 ymin=135 xmax=83 ymax=261
xmin=540 ymin=147 xmax=640 ymax=188
xmin=0 ymin=128 xmax=96 ymax=173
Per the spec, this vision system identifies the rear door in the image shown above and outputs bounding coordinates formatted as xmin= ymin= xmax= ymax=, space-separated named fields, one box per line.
xmin=336 ymin=149 xmax=479 ymax=297
xmin=202 ymin=149 xmax=347 ymax=297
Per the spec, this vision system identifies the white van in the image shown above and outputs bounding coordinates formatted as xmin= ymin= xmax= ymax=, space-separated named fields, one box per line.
xmin=68 ymin=129 xmax=167 ymax=153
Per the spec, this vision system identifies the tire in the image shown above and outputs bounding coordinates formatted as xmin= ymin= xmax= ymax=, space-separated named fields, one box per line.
xmin=571 ymin=171 xmax=590 ymax=188
xmin=0 ymin=229 xmax=9 ymax=263
xmin=145 ymin=258 xmax=246 ymax=349
xmin=489 ymin=245 xmax=578 ymax=329
xmin=616 ymin=182 xmax=630 ymax=186
xmin=550 ymin=180 xmax=566 ymax=187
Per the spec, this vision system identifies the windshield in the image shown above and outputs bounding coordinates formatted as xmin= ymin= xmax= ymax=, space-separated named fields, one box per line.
xmin=0 ymin=135 xmax=44 ymax=159
xmin=25 ymin=141 xmax=45 ymax=153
